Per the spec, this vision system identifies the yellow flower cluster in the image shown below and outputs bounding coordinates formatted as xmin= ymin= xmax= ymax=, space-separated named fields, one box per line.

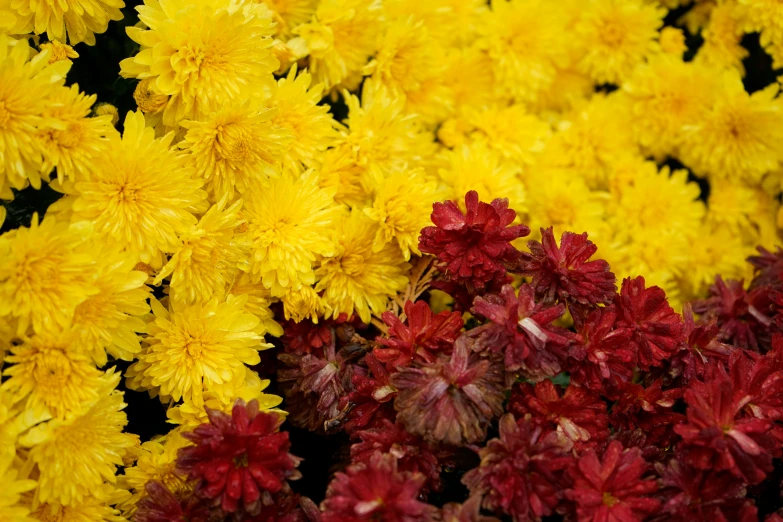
xmin=0 ymin=0 xmax=782 ymax=519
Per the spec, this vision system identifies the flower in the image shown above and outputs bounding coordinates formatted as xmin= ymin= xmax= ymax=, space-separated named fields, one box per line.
xmin=245 ymin=171 xmax=342 ymax=297
xmin=177 ymin=400 xmax=301 ymax=513
xmin=282 ymin=284 xmax=329 ymax=323
xmin=672 ymin=303 xmax=734 ymax=383
xmin=0 ymin=457 xmax=36 ymax=522
xmin=120 ymin=0 xmax=278 ymax=127
xmin=126 ymin=294 xmax=271 ymax=404
xmin=321 ymin=452 xmax=438 ymax=522
xmin=374 ymin=300 xmax=463 ymax=370
xmin=609 ymin=380 xmax=684 ymax=448
xmin=695 ymin=1 xmax=748 ymax=75
xmin=260 ymin=0 xmax=318 ymax=37
xmin=6 ymin=0 xmax=123 ymax=45
xmin=463 ymin=414 xmax=573 ymax=521
xmin=463 ymin=104 xmax=551 ymax=166
xmin=132 ymin=481 xmax=210 ymax=522
xmin=391 ymin=337 xmax=505 ymax=446
xmin=133 ymin=78 xmax=169 ymax=115
xmin=341 ymin=353 xmax=396 ymax=432
xmin=565 ymin=440 xmax=661 ymax=522
xmin=315 ymin=211 xmax=410 ymax=324
xmin=38 ymin=40 xmax=80 ymax=63
xmin=518 ymin=227 xmax=616 ymax=307
xmin=315 ymin=145 xmax=373 ymax=208
xmin=440 ymin=496 xmax=500 ymax=522
xmin=419 ymin=191 xmax=529 ymax=292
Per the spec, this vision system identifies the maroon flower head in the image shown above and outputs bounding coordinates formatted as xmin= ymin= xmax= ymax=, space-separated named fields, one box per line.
xmin=176 ymin=400 xmax=301 ymax=514
xmin=508 ymin=380 xmax=609 ymax=451
xmin=565 ymin=440 xmax=661 ymax=522
xmin=671 ymin=303 xmax=734 ymax=383
xmin=518 ymin=227 xmax=616 ymax=307
xmin=748 ymin=245 xmax=783 ymax=291
xmin=441 ymin=496 xmax=501 ymax=522
xmin=463 ymin=414 xmax=574 ymax=521
xmin=374 ymin=300 xmax=463 ymax=370
xmin=391 ymin=337 xmax=505 ymax=446
xmin=133 ymin=481 xmax=211 ymax=522
xmin=340 ymin=353 xmax=396 ymax=433
xmin=321 ymin=452 xmax=439 ymax=522
xmin=609 ymin=379 xmax=683 ymax=448
xmin=419 ymin=190 xmax=529 ymax=292
xmin=615 ymin=276 xmax=684 ymax=370
xmin=281 ymin=314 xmax=362 ymax=357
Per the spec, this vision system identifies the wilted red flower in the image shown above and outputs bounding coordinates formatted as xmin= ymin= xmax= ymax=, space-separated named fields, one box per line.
xmin=133 ymin=481 xmax=211 ymax=522
xmin=610 ymin=380 xmax=683 ymax=448
xmin=651 ymin=459 xmax=757 ymax=522
xmin=518 ymin=227 xmax=616 ymax=307
xmin=441 ymin=496 xmax=500 ymax=522
xmin=391 ymin=337 xmax=505 ymax=446
xmin=748 ymin=245 xmax=783 ymax=291
xmin=565 ymin=440 xmax=660 ymax=522
xmin=340 ymin=353 xmax=396 ymax=433
xmin=568 ymin=306 xmax=635 ymax=393
xmin=419 ymin=190 xmax=529 ymax=292
xmin=674 ymin=364 xmax=776 ymax=485
xmin=177 ymin=400 xmax=301 ymax=513
xmin=468 ymin=284 xmax=572 ymax=379
xmin=508 ymin=380 xmax=609 ymax=451
xmin=321 ymin=452 xmax=439 ymax=522
xmin=374 ymin=300 xmax=463 ymax=370
xmin=462 ymin=414 xmax=574 ymax=521
xmin=691 ymin=276 xmax=772 ymax=352
xmin=671 ymin=303 xmax=734 ymax=383
xmin=615 ymin=276 xmax=684 ymax=370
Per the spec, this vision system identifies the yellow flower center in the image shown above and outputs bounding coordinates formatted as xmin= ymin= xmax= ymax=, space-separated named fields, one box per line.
xmin=58 ymin=122 xmax=85 ymax=149
xmin=602 ymin=492 xmax=619 ymax=507
xmin=32 ymin=349 xmax=72 ymax=394
xmin=184 ymin=337 xmax=205 ymax=358
xmin=340 ymin=253 xmax=366 ymax=277
xmin=599 ymin=20 xmax=626 ymax=47
xmin=216 ymin=123 xmax=253 ymax=163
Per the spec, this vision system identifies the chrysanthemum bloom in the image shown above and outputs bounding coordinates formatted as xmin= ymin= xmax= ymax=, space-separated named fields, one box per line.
xmin=315 ymin=144 xmax=373 ymax=208
xmin=609 ymin=380 xmax=683 ymax=448
xmin=178 ymin=101 xmax=292 ymax=201
xmin=127 ymin=294 xmax=270 ymax=404
xmin=5 ymin=0 xmax=123 ymax=44
xmin=694 ymin=1 xmax=748 ymax=75
xmin=120 ymin=0 xmax=278 ymax=127
xmin=508 ymin=381 xmax=609 ymax=451
xmin=441 ymin=496 xmax=500 ymax=522
xmin=0 ymin=457 xmax=36 ymax=522
xmin=391 ymin=338 xmax=505 ymax=446
xmin=282 ymin=284 xmax=329 ymax=323
xmin=49 ymin=111 xmax=207 ymax=268
xmin=316 ymin=211 xmax=410 ymax=324
xmin=519 ymin=227 xmax=616 ymax=307
xmin=464 ymin=414 xmax=573 ymax=521
xmin=463 ymin=104 xmax=551 ymax=166
xmin=469 ymin=284 xmax=572 ymax=378
xmin=748 ymin=246 xmax=783 ymax=291
xmin=419 ymin=191 xmax=529 ymax=293
xmin=321 ymin=452 xmax=438 ymax=522
xmin=565 ymin=441 xmax=661 ymax=522
xmin=177 ymin=400 xmax=301 ymax=513
xmin=30 ymin=483 xmax=131 ymax=522
xmin=0 ymin=214 xmax=96 ymax=335
xmin=260 ymin=0 xmax=317 ymax=37
xmin=671 ymin=304 xmax=734 ymax=383
xmin=19 ymin=373 xmax=135 ymax=506
xmin=374 ymin=300 xmax=463 ymax=370
xmin=245 ymin=171 xmax=342 ymax=297
xmin=738 ymin=0 xmax=783 ymax=67
xmin=227 ymin=274 xmax=285 ymax=339
xmin=38 ymin=40 xmax=80 ymax=63
xmin=280 ymin=312 xmax=359 ymax=356
xmin=154 ymin=199 xmax=249 ymax=307
xmin=288 ymin=0 xmax=383 ymax=91
xmin=651 ymin=460 xmax=758 ymax=522
xmin=133 ymin=481 xmax=211 ymax=522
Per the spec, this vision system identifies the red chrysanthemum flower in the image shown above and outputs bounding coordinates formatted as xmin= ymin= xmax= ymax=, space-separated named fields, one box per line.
xmin=610 ymin=380 xmax=683 ymax=448
xmin=374 ymin=300 xmax=463 ymax=370
xmin=351 ymin=419 xmax=442 ymax=493
xmin=133 ymin=481 xmax=211 ymax=522
xmin=671 ymin=303 xmax=735 ymax=383
xmin=748 ymin=245 xmax=783 ymax=291
xmin=419 ymin=190 xmax=529 ymax=292
xmin=615 ymin=276 xmax=684 ymax=370
xmin=340 ymin=353 xmax=396 ymax=433
xmin=517 ymin=227 xmax=616 ymax=307
xmin=691 ymin=276 xmax=772 ymax=352
xmin=568 ymin=306 xmax=635 ymax=393
xmin=321 ymin=452 xmax=439 ymax=522
xmin=463 ymin=414 xmax=573 ymax=521
xmin=281 ymin=314 xmax=363 ymax=356
xmin=565 ymin=440 xmax=661 ymax=522
xmin=610 ymin=429 xmax=669 ymax=464
xmin=430 ymin=276 xmax=510 ymax=313
xmin=391 ymin=337 xmax=505 ymax=446
xmin=248 ymin=489 xmax=322 ymax=522
xmin=177 ymin=400 xmax=301 ymax=513
xmin=468 ymin=284 xmax=572 ymax=379
xmin=441 ymin=496 xmax=501 ymax=522
xmin=674 ymin=364 xmax=777 ymax=484
xmin=508 ymin=380 xmax=609 ymax=451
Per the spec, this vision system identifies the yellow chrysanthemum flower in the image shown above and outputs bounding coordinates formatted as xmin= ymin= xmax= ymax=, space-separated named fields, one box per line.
xmin=244 ymin=171 xmax=342 ymax=296
xmin=315 ymin=145 xmax=373 ymax=208
xmin=383 ymin=0 xmax=488 ymax=47
xmin=120 ymin=0 xmax=278 ymax=127
xmin=227 ymin=274 xmax=284 ymax=337
xmin=695 ymin=1 xmax=748 ymax=76
xmin=707 ymin=179 xmax=766 ymax=240
xmin=281 ymin=284 xmax=329 ymax=322
xmin=739 ymin=0 xmax=783 ymax=68
xmin=5 ymin=0 xmax=123 ymax=45
xmin=154 ymin=199 xmax=250 ymax=307
xmin=260 ymin=0 xmax=318 ymax=37
xmin=49 ymin=111 xmax=207 ymax=268
xmin=315 ymin=211 xmax=410 ymax=323
xmin=659 ymin=27 xmax=686 ymax=57
xmin=0 ymin=215 xmax=96 ymax=335
xmin=0 ymin=457 xmax=35 ymax=522
xmin=38 ymin=40 xmax=79 ymax=63
xmin=463 ymin=104 xmax=551 ymax=166
xmin=19 ymin=372 xmax=134 ymax=506
xmin=93 ymin=103 xmax=119 ymax=126
xmin=443 ymin=46 xmax=500 ymax=117
xmin=127 ymin=294 xmax=271 ymax=404
xmin=681 ymin=224 xmax=752 ymax=300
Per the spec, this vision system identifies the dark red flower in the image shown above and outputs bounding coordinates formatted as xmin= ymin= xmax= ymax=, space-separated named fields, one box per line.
xmin=374 ymin=300 xmax=463 ymax=370
xmin=508 ymin=380 xmax=609 ymax=451
xmin=247 ymin=489 xmax=322 ymax=522
xmin=462 ymin=414 xmax=574 ymax=521
xmin=419 ymin=190 xmax=529 ymax=292
xmin=565 ymin=440 xmax=660 ymax=522
xmin=568 ymin=306 xmax=635 ymax=393
xmin=176 ymin=400 xmax=301 ymax=513
xmin=391 ymin=337 xmax=505 ymax=446
xmin=321 ymin=452 xmax=439 ymax=522
xmin=748 ymin=245 xmax=783 ymax=291
xmin=768 ymin=512 xmax=783 ymax=522
xmin=671 ymin=303 xmax=734 ymax=383
xmin=610 ymin=429 xmax=668 ymax=464
xmin=517 ymin=227 xmax=616 ymax=307
xmin=441 ymin=496 xmax=500 ymax=522
xmin=615 ymin=276 xmax=684 ymax=370
xmin=691 ymin=276 xmax=772 ymax=352
xmin=133 ymin=481 xmax=211 ymax=522
xmin=340 ymin=353 xmax=396 ymax=433
xmin=609 ymin=380 xmax=683 ymax=448
xmin=430 ymin=276 xmax=510 ymax=313
xmin=281 ymin=314 xmax=363 ymax=357
xmin=651 ymin=459 xmax=757 ymax=522
xmin=468 ymin=284 xmax=572 ymax=380
xmin=674 ymin=364 xmax=776 ymax=484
